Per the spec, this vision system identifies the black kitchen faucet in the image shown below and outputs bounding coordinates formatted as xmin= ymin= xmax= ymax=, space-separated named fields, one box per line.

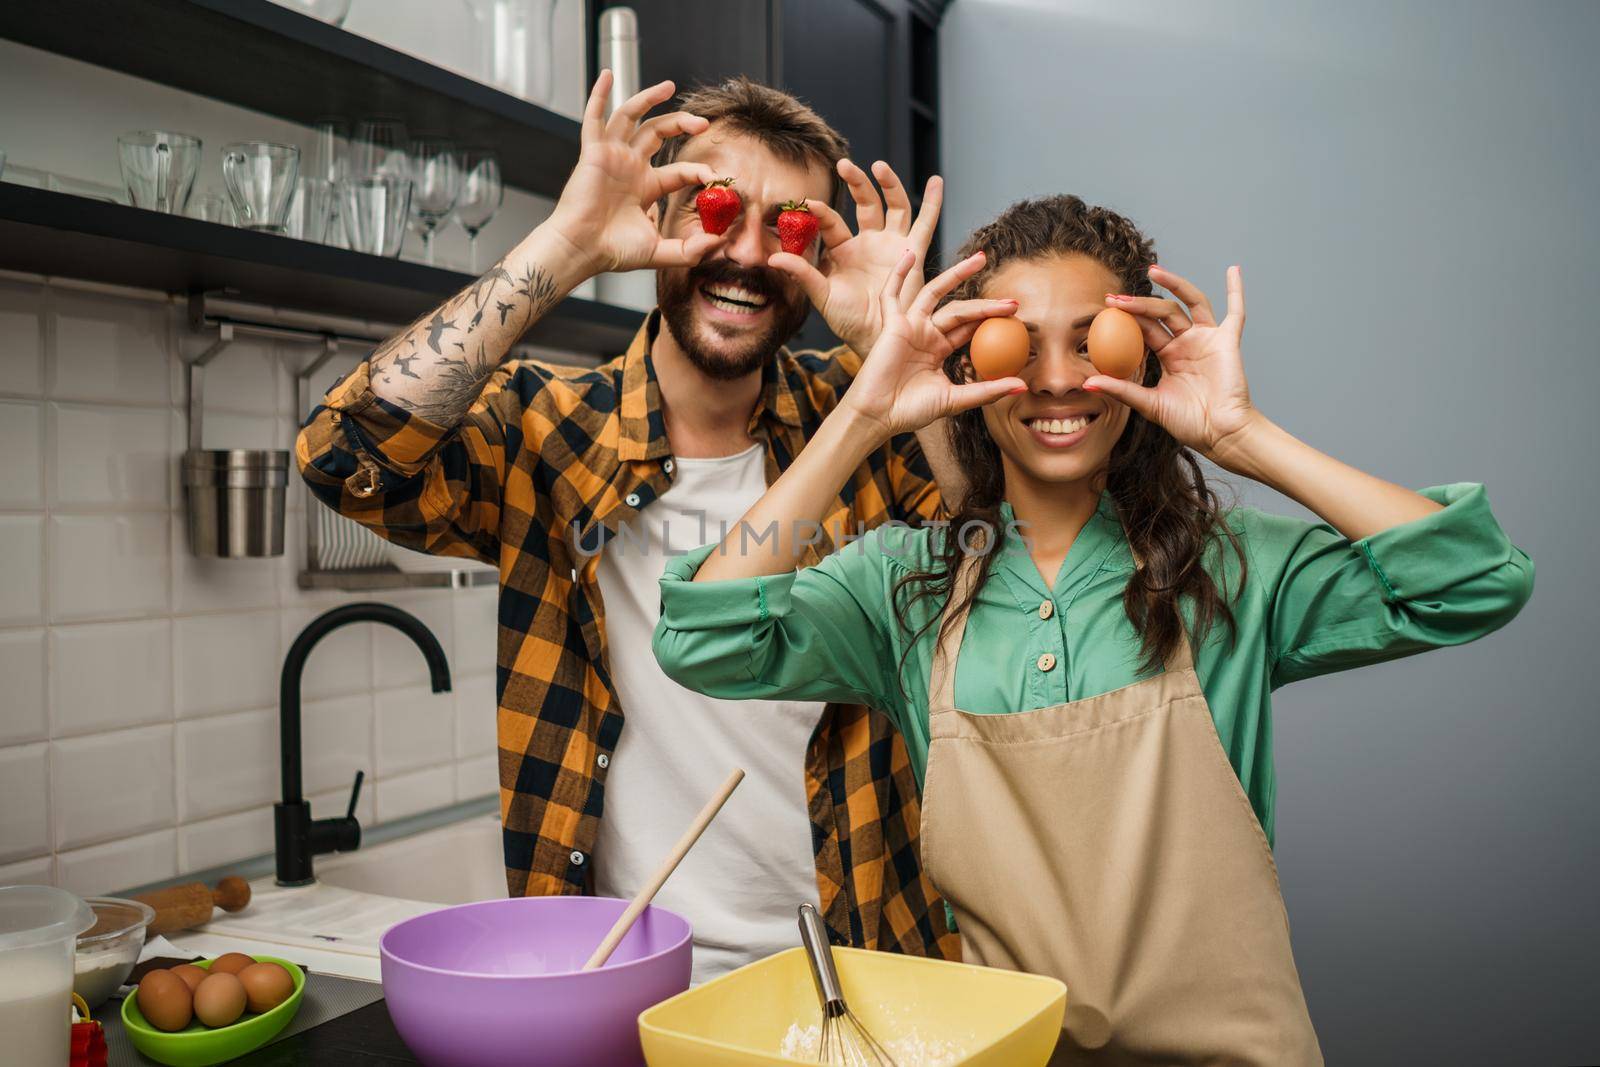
xmin=275 ymin=602 xmax=452 ymax=886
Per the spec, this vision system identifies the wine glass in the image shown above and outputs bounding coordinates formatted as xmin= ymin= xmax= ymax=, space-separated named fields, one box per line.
xmin=455 ymin=150 xmax=503 ymax=271
xmin=351 ymin=119 xmax=409 ymax=180
xmin=407 ymin=137 xmax=463 ymax=265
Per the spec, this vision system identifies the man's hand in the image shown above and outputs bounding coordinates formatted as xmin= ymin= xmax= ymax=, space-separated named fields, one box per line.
xmin=767 ymin=163 xmax=1014 ymax=356
xmin=544 ymin=71 xmax=727 ymax=281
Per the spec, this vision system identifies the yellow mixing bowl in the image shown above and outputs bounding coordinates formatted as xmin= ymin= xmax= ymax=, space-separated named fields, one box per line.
xmin=638 ymin=946 xmax=1065 ymax=1067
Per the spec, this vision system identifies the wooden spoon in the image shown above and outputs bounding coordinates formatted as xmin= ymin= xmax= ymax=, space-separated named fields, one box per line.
xmin=582 ymin=768 xmax=744 ymax=971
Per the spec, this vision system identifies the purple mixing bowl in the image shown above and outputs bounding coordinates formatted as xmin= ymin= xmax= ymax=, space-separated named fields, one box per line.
xmin=380 ymin=896 xmax=692 ymax=1067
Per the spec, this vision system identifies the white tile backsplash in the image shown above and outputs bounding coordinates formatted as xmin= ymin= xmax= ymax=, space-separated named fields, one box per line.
xmin=0 ymin=855 xmax=54 ymax=887
xmin=171 ymin=513 xmax=281 ymax=614
xmin=49 ymin=513 xmax=170 ymax=621
xmin=51 ymin=618 xmax=173 ymax=736
xmin=175 ymin=611 xmax=280 ymax=718
xmin=178 ymin=806 xmax=274 ymax=875
xmin=455 ymin=755 xmax=499 ymax=802
xmin=57 ymin=829 xmax=178 ymax=897
xmin=283 ymin=608 xmax=373 ymax=700
xmin=0 ymin=280 xmax=45 ymax=397
xmin=50 ymin=402 xmax=172 ymax=509
xmin=375 ymin=684 xmax=456 ymax=777
xmin=2 ymin=275 xmax=506 ymax=892
xmin=453 ymin=586 xmax=499 ymax=678
xmin=300 ymin=693 xmax=373 ymax=797
xmin=185 ymin=334 xmax=281 ymax=416
xmin=375 ymin=765 xmax=457 ymax=824
xmin=0 ymin=743 xmax=50 ymax=863
xmin=0 ymin=515 xmax=45 ymax=625
xmin=374 ymin=594 xmax=456 ymax=688
xmin=52 ymin=725 xmax=176 ymax=850
xmin=0 ymin=629 xmax=48 ymax=745
xmin=49 ymin=290 xmax=171 ymax=406
xmin=176 ymin=709 xmax=279 ymax=821
xmin=0 ymin=400 xmax=44 ymax=506
xmin=454 ymin=673 xmax=498 ymax=760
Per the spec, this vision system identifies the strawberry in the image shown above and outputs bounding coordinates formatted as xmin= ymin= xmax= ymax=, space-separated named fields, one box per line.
xmin=695 ymin=178 xmax=740 ymax=235
xmin=777 ymin=200 xmax=819 ymax=255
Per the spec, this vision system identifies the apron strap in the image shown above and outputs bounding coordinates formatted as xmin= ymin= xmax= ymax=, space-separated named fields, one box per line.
xmin=927 ymin=554 xmax=982 ymax=713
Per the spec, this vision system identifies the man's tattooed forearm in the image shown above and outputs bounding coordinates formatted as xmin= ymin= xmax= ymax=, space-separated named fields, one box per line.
xmin=366 ymin=260 xmax=563 ymax=422
xmin=515 ymin=265 xmax=560 ymax=331
xmin=397 ymin=342 xmax=499 ymax=425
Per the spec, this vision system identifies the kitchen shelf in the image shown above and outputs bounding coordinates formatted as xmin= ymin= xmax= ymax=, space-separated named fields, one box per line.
xmin=0 ymin=0 xmax=581 ymax=197
xmin=0 ymin=183 xmax=645 ymax=357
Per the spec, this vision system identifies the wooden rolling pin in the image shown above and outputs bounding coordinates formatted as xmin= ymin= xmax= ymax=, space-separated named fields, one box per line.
xmin=133 ymin=877 xmax=251 ymax=935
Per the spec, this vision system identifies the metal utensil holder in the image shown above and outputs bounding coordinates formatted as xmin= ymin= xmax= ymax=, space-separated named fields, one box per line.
xmin=182 ymin=322 xmax=290 ymax=557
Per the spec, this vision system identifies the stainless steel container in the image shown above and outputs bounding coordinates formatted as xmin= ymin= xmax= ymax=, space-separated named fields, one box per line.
xmin=183 ymin=448 xmax=289 ymax=558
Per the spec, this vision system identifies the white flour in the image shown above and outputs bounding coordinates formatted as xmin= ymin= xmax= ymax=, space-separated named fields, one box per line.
xmin=777 ymin=1021 xmax=967 ymax=1066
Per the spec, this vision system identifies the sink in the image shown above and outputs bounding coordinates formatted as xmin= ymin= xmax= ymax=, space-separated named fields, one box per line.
xmin=172 ymin=812 xmax=511 ymax=981
xmin=317 ymin=814 xmax=507 ymax=905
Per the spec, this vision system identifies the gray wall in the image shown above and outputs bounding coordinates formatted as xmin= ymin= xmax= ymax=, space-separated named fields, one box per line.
xmin=940 ymin=2 xmax=1598 ymax=1063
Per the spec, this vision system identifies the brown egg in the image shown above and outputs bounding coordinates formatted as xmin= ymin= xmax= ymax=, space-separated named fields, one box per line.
xmin=968 ymin=316 xmax=1030 ymax=381
xmin=209 ymin=952 xmax=257 ymax=976
xmin=135 ymin=969 xmax=193 ymax=1032
xmin=193 ymin=971 xmax=247 ymax=1029
xmin=169 ymin=963 xmax=208 ymax=993
xmin=1086 ymin=307 xmax=1145 ymax=379
xmin=238 ymin=961 xmax=295 ymax=1013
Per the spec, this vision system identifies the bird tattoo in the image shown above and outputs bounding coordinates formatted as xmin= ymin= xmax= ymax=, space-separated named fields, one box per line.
xmin=424 ymin=311 xmax=455 ymax=354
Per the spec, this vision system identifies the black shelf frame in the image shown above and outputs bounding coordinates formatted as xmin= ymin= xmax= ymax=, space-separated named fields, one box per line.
xmin=0 ymin=184 xmax=644 ymax=357
xmin=0 ymin=0 xmax=581 ymax=198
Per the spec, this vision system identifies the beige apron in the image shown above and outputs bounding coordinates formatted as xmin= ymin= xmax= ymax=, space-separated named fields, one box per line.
xmin=918 ymin=560 xmax=1322 ymax=1066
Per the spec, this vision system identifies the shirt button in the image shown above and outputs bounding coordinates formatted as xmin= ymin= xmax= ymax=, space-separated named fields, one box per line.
xmin=570 ymin=850 xmax=586 ymax=866
xmin=1037 ymin=652 xmax=1057 ymax=672
xmin=624 ymin=492 xmax=641 ymax=507
xmin=1038 ymin=600 xmax=1054 ymax=620
xmin=597 ymin=753 xmax=610 ymax=769
xmin=663 ymin=459 xmax=675 ymax=474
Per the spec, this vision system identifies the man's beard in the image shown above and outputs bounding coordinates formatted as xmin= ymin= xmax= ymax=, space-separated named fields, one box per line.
xmin=656 ymin=261 xmax=812 ymax=381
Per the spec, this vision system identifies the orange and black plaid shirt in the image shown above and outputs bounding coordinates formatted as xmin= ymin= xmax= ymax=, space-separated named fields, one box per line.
xmin=297 ymin=311 xmax=958 ymax=958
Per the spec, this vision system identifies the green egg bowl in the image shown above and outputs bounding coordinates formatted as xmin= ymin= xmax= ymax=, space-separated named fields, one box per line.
xmin=121 ymin=955 xmax=305 ymax=1067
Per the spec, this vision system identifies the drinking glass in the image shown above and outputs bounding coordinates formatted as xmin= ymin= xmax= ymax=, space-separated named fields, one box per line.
xmin=351 ymin=119 xmax=409 ymax=179
xmin=284 ymin=177 xmax=335 ymax=242
xmin=222 ymin=142 xmax=300 ymax=232
xmin=187 ymin=193 xmax=236 ymax=225
xmin=307 ymin=120 xmax=348 ymax=246
xmin=407 ymin=137 xmax=463 ymax=265
xmin=117 ymin=131 xmax=202 ymax=213
xmin=455 ymin=150 xmax=503 ymax=271
xmin=341 ymin=176 xmax=412 ymax=257
xmin=474 ymin=0 xmax=556 ymax=104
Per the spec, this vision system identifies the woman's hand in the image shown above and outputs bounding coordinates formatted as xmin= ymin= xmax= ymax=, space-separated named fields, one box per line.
xmin=1083 ymin=265 xmax=1263 ymax=469
xmin=841 ymin=249 xmax=1026 ymax=438
xmin=545 ymin=72 xmax=727 ymax=277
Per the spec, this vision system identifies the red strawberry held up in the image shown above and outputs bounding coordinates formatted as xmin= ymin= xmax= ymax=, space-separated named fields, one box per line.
xmin=777 ymin=200 xmax=819 ymax=255
xmin=695 ymin=178 xmax=740 ymax=236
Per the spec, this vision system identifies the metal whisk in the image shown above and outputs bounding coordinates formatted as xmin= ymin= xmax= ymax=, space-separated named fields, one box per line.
xmin=797 ymin=903 xmax=899 ymax=1067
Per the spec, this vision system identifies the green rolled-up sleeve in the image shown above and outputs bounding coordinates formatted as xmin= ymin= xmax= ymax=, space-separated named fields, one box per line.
xmin=653 ymin=531 xmax=912 ymax=723
xmin=1261 ymin=483 xmax=1534 ymax=687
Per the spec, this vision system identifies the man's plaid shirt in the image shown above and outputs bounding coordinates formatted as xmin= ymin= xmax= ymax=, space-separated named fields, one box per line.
xmin=296 ymin=311 xmax=959 ymax=958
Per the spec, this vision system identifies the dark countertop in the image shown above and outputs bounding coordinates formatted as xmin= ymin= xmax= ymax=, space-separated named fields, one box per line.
xmin=232 ymin=1000 xmax=419 ymax=1066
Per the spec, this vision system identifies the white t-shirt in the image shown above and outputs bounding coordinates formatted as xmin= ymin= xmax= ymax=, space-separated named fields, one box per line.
xmin=592 ymin=443 xmax=822 ymax=985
